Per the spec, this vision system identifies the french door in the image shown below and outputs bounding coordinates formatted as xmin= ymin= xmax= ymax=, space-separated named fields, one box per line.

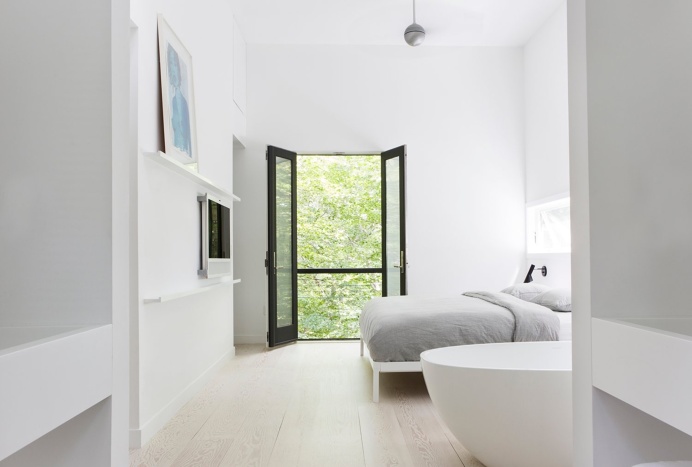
xmin=267 ymin=145 xmax=407 ymax=347
xmin=382 ymin=145 xmax=407 ymax=296
xmin=267 ymin=146 xmax=298 ymax=347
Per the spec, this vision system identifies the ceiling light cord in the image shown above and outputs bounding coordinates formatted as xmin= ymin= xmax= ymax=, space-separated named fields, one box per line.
xmin=413 ymin=0 xmax=416 ymax=23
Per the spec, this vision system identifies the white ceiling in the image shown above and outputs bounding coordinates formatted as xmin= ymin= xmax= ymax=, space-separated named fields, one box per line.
xmin=230 ymin=0 xmax=564 ymax=47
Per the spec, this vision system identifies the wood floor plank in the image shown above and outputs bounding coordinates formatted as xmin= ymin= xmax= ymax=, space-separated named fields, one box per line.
xmin=192 ymin=355 xmax=283 ymax=441
xmin=383 ymin=374 xmax=465 ymax=467
xmin=216 ymin=345 xmax=298 ymax=467
xmin=429 ymin=402 xmax=487 ymax=467
xmin=129 ymin=342 xmax=485 ymax=467
xmin=131 ymin=377 xmax=227 ymax=467
xmin=131 ymin=346 xmax=272 ymax=466
xmin=359 ymin=404 xmax=415 ymax=467
xmin=269 ymin=399 xmax=365 ymax=467
xmin=217 ymin=406 xmax=286 ymax=467
xmin=170 ymin=438 xmax=234 ymax=467
xmin=268 ymin=344 xmax=365 ymax=467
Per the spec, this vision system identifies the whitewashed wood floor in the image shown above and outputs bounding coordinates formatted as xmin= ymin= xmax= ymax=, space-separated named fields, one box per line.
xmin=129 ymin=342 xmax=486 ymax=467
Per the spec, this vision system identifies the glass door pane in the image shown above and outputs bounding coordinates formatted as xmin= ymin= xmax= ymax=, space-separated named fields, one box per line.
xmin=295 ymin=154 xmax=383 ymax=339
xmin=267 ymin=146 xmax=298 ymax=347
xmin=275 ymin=156 xmax=293 ymax=328
xmin=382 ymin=146 xmax=407 ymax=296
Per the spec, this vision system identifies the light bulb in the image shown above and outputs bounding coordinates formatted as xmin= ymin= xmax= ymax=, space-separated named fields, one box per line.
xmin=404 ymin=23 xmax=425 ymax=47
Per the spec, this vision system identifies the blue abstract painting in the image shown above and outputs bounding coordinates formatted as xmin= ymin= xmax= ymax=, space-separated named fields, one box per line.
xmin=158 ymin=15 xmax=197 ymax=165
xmin=167 ymin=44 xmax=193 ymax=159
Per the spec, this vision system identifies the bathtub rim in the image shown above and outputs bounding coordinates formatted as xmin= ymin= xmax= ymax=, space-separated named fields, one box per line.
xmin=420 ymin=341 xmax=572 ymax=372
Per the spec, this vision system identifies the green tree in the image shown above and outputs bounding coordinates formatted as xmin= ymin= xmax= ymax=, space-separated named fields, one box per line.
xmin=297 ymin=156 xmax=382 ymax=339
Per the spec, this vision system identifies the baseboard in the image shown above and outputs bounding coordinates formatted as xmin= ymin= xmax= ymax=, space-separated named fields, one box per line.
xmin=129 ymin=347 xmax=235 ymax=448
xmin=234 ymin=334 xmax=266 ymax=344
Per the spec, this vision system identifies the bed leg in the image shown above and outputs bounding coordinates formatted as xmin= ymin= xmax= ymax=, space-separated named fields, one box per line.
xmin=360 ymin=338 xmax=364 ymax=357
xmin=372 ymin=364 xmax=380 ymax=403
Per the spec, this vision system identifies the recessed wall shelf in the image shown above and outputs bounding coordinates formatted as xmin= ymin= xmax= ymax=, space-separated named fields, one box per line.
xmin=143 ymin=281 xmax=232 ymax=304
xmin=0 ymin=325 xmax=112 ymax=460
xmin=144 ymin=151 xmax=240 ymax=203
xmin=592 ymin=317 xmax=692 ymax=437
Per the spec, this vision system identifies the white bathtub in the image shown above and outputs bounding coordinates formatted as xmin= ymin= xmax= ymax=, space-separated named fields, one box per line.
xmin=421 ymin=341 xmax=572 ymax=467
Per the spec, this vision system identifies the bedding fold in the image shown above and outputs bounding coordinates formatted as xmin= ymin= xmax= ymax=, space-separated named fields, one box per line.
xmin=360 ymin=292 xmax=560 ymax=362
xmin=462 ymin=291 xmax=560 ymax=342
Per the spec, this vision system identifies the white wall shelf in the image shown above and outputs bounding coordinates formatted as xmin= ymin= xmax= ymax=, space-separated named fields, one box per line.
xmin=592 ymin=317 xmax=692 ymax=437
xmin=0 ymin=325 xmax=113 ymax=461
xmin=144 ymin=151 xmax=240 ymax=203
xmin=233 ymin=279 xmax=241 ymax=284
xmin=143 ymin=281 xmax=231 ymax=304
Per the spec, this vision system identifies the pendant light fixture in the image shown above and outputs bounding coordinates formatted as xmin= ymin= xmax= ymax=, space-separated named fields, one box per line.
xmin=404 ymin=0 xmax=426 ymax=46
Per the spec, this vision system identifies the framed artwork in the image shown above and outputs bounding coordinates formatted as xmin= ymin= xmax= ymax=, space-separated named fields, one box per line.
xmin=158 ymin=14 xmax=198 ymax=167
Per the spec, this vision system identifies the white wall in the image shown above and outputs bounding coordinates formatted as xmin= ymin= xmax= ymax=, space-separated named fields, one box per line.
xmin=586 ymin=0 xmax=692 ymax=320
xmin=0 ymin=0 xmax=130 ymax=463
xmin=570 ymin=0 xmax=692 ymax=464
xmin=1 ymin=401 xmax=112 ymax=467
xmin=567 ymin=0 xmax=593 ymax=462
xmin=0 ymin=0 xmax=114 ymax=327
xmin=130 ymin=0 xmax=239 ymax=446
xmin=112 ymin=2 xmax=132 ymax=464
xmin=524 ymin=3 xmax=569 ymax=204
xmin=235 ymin=45 xmax=526 ymax=342
xmin=523 ymin=3 xmax=571 ymax=290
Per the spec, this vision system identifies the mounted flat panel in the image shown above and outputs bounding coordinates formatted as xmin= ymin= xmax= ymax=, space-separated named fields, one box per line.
xmin=198 ymin=193 xmax=232 ymax=278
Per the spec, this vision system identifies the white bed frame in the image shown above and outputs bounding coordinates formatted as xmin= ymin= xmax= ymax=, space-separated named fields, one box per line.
xmin=360 ymin=338 xmax=421 ymax=402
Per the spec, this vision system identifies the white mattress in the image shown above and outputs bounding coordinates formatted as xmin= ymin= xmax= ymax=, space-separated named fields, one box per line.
xmin=556 ymin=312 xmax=572 ymax=341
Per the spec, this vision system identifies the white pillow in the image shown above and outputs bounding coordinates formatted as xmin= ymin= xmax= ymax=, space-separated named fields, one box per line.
xmin=531 ymin=288 xmax=571 ymax=312
xmin=500 ymin=283 xmax=552 ymax=301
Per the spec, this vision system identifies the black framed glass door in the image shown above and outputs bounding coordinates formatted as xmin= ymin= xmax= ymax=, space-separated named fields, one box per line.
xmin=267 ymin=146 xmax=298 ymax=347
xmin=382 ymin=145 xmax=407 ymax=296
xmin=268 ymin=146 xmax=407 ymax=343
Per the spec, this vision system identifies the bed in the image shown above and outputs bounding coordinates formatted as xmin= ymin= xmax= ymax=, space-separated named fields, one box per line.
xmin=359 ymin=289 xmax=572 ymax=402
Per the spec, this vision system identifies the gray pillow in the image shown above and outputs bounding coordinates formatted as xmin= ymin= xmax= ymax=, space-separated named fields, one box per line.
xmin=500 ymin=283 xmax=552 ymax=301
xmin=530 ymin=288 xmax=571 ymax=312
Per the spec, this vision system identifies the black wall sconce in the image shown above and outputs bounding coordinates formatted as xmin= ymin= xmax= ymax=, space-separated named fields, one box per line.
xmin=524 ymin=264 xmax=547 ymax=283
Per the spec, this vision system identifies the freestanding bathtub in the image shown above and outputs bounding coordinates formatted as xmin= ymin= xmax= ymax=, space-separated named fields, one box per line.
xmin=421 ymin=341 xmax=572 ymax=467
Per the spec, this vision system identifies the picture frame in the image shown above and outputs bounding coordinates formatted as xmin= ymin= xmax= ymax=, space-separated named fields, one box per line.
xmin=157 ymin=14 xmax=198 ymax=167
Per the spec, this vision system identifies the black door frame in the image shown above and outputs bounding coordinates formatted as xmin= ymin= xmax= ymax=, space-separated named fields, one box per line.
xmin=381 ymin=145 xmax=408 ymax=296
xmin=267 ymin=147 xmax=407 ymax=345
xmin=267 ymin=145 xmax=298 ymax=347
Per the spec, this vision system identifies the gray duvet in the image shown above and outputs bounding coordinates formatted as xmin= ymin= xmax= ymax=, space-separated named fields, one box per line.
xmin=359 ymin=291 xmax=560 ymax=362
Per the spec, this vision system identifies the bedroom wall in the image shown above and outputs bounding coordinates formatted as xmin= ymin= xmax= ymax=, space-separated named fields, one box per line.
xmin=523 ymin=2 xmax=570 ymax=289
xmin=130 ymin=0 xmax=239 ymax=447
xmin=234 ymin=45 xmax=526 ymax=343
xmin=524 ymin=2 xmax=569 ymax=204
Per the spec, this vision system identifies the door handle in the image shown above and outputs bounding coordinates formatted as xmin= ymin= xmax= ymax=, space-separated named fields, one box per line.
xmin=274 ymin=252 xmax=288 ymax=272
xmin=392 ymin=251 xmax=405 ymax=273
